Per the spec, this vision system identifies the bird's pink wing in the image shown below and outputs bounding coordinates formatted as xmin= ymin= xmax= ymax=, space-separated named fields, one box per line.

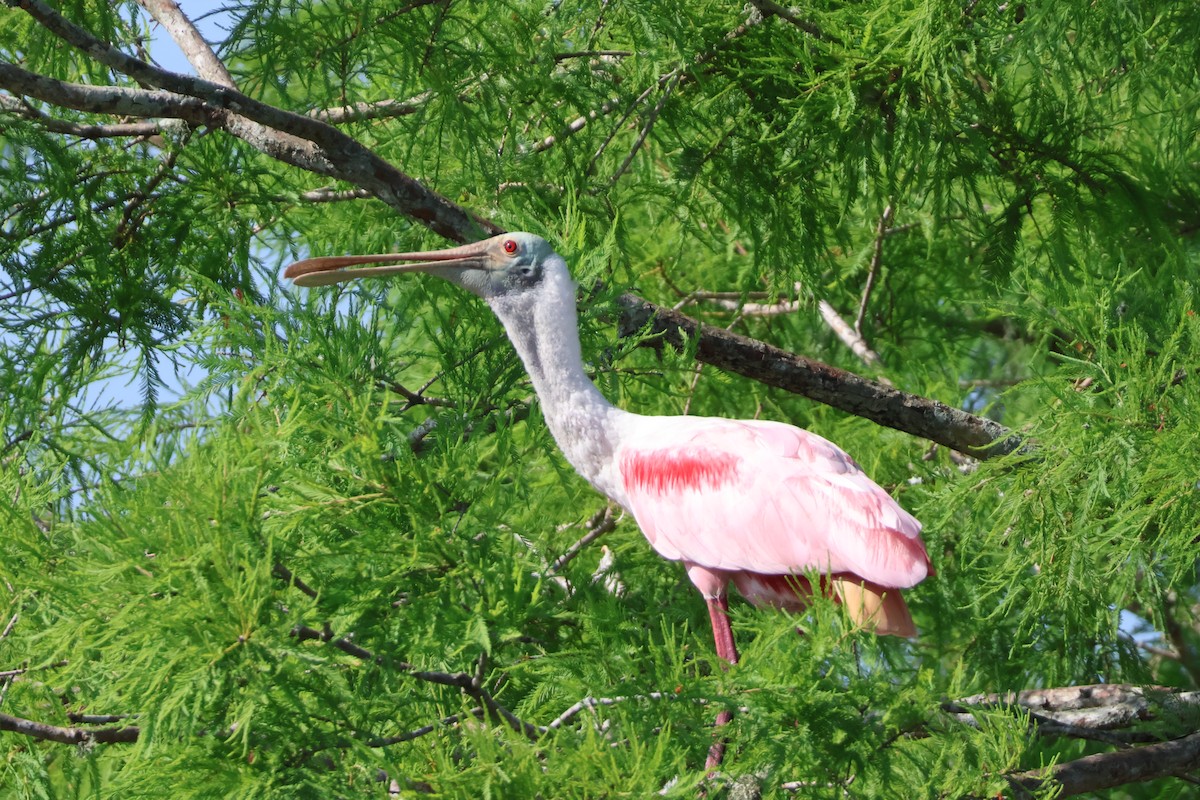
xmin=615 ymin=416 xmax=928 ymax=589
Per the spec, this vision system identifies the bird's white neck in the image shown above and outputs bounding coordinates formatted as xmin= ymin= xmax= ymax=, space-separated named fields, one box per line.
xmin=486 ymin=271 xmax=628 ymax=501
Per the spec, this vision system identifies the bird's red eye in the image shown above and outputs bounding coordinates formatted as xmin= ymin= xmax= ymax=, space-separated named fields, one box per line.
xmin=503 ymin=239 xmax=518 ymax=254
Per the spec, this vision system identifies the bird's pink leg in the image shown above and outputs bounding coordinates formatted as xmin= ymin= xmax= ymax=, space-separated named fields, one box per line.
xmin=704 ymin=594 xmax=739 ymax=771
xmin=706 ymin=594 xmax=740 ymax=666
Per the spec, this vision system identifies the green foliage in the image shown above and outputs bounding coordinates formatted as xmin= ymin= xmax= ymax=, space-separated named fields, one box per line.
xmin=3 ymin=0 xmax=1200 ymax=797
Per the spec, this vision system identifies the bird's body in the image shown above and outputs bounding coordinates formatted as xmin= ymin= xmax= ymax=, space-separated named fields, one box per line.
xmin=472 ymin=238 xmax=929 ymax=640
xmin=285 ymin=232 xmax=930 ymax=765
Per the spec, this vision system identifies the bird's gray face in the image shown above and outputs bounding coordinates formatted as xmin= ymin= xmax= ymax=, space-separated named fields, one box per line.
xmin=282 ymin=232 xmax=555 ymax=301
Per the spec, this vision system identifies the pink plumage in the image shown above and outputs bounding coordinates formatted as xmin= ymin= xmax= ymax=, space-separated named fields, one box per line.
xmin=615 ymin=416 xmax=929 ymax=637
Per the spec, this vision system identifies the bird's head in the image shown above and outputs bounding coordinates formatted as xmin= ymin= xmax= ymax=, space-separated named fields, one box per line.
xmin=283 ymin=232 xmax=567 ymax=302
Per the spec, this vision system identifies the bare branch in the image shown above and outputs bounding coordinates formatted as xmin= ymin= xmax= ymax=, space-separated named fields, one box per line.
xmin=368 ymin=708 xmax=484 ymax=747
xmin=375 ymin=379 xmax=455 ymax=410
xmin=0 ymin=95 xmax=164 ymax=138
xmin=133 ymin=0 xmax=236 ymax=88
xmin=0 ymin=64 xmax=212 ymax=126
xmin=697 ymin=293 xmax=802 ymax=317
xmin=66 ymin=713 xmax=134 ymax=724
xmin=586 ymin=85 xmax=657 ymax=168
xmin=947 ymin=684 xmax=1200 ymax=734
xmin=748 ymin=0 xmax=840 ymax=42
xmin=0 ymin=711 xmax=139 ymax=745
xmin=0 ymin=660 xmax=70 ymax=680
xmin=817 ymin=299 xmax=888 ymax=375
xmin=530 ymin=96 xmax=623 ymax=154
xmin=309 ymin=95 xmax=431 ymax=124
xmin=614 ymin=294 xmax=1021 ymax=458
xmin=545 ymin=692 xmax=674 ymax=731
xmin=292 ymin=623 xmax=385 ymax=664
xmin=546 ymin=506 xmax=619 ymax=577
xmin=406 ymin=667 xmax=541 ymax=742
xmin=1006 ymin=731 xmax=1200 ymax=797
xmin=553 ymin=50 xmax=633 ymax=62
xmin=272 ymin=562 xmax=319 ymax=600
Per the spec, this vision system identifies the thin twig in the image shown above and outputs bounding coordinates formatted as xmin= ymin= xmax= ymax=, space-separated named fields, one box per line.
xmin=376 ymin=379 xmax=455 ymax=410
xmin=553 ymin=50 xmax=633 ymax=62
xmin=545 ymin=692 xmax=673 ymax=730
xmin=368 ymin=708 xmax=484 ymax=746
xmin=291 ymin=624 xmax=541 ymax=742
xmin=272 ymin=562 xmax=320 ymax=600
xmin=0 ymin=661 xmax=70 ymax=680
xmin=546 ymin=506 xmax=619 ymax=576
xmin=585 ymin=86 xmax=656 ymax=167
xmin=603 ymin=73 xmax=679 ymax=188
xmin=855 ymin=204 xmax=893 ymax=336
xmin=817 ymin=300 xmax=888 ymax=377
xmin=697 ymin=294 xmax=802 ymax=317
xmin=530 ymin=96 xmax=622 ymax=154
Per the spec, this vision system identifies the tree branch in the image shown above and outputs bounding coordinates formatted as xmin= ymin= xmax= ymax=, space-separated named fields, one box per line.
xmin=748 ymin=0 xmax=839 ymax=42
xmin=132 ymin=0 xmax=236 ymax=88
xmin=298 ymin=187 xmax=373 ymax=203
xmin=1006 ymin=731 xmax=1200 ymax=797
xmin=289 ymin=618 xmax=541 ymax=742
xmin=0 ymin=63 xmax=213 ymax=125
xmin=614 ymin=294 xmax=1021 ymax=457
xmin=0 ymin=712 xmax=139 ymax=745
xmin=948 ymin=683 xmax=1200 ymax=721
xmin=547 ymin=506 xmax=619 ymax=577
xmin=603 ymin=73 xmax=679 ymax=187
xmin=271 ymin=562 xmax=319 ymax=600
xmin=368 ymin=708 xmax=484 ymax=747
xmin=0 ymin=94 xmax=163 ymax=138
xmin=817 ymin=299 xmax=888 ymax=374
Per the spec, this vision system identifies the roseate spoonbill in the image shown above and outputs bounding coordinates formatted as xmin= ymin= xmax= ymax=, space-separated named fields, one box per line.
xmin=284 ymin=232 xmax=930 ymax=765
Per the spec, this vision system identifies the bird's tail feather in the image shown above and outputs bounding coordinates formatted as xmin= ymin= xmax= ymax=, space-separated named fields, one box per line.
xmin=829 ymin=578 xmax=916 ymax=638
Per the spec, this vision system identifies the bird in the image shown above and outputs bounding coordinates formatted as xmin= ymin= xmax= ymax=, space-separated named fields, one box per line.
xmin=284 ymin=232 xmax=930 ymax=767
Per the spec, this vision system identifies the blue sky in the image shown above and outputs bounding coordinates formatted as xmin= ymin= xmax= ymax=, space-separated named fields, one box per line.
xmin=80 ymin=6 xmax=238 ymax=412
